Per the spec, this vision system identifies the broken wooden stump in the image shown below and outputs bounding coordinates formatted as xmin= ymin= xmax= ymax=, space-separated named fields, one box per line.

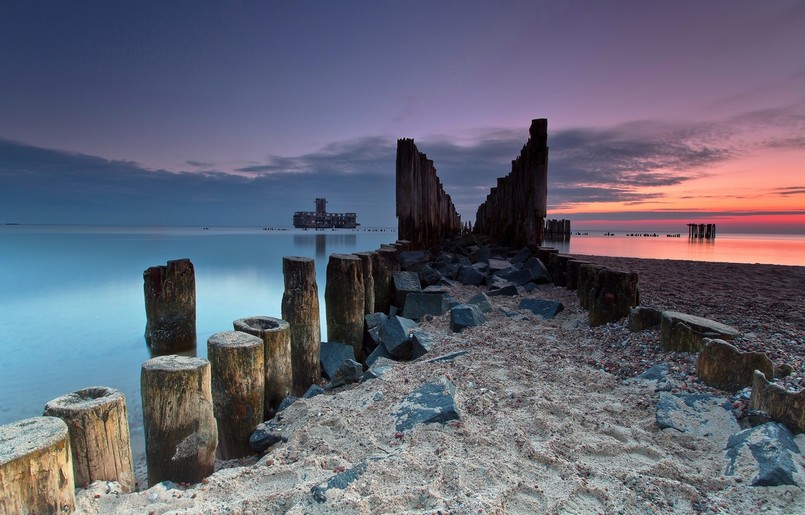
xmin=281 ymin=256 xmax=321 ymax=396
xmin=577 ymin=263 xmax=604 ymax=310
xmin=143 ymin=258 xmax=196 ymax=352
xmin=353 ymin=251 xmax=375 ymax=315
xmin=750 ymin=370 xmax=805 ymax=434
xmin=0 ymin=417 xmax=75 ymax=514
xmin=141 ymin=355 xmax=217 ymax=486
xmin=233 ymin=316 xmax=292 ymax=419
xmin=660 ymin=311 xmax=740 ymax=353
xmin=587 ymin=268 xmax=639 ymax=327
xmin=566 ymin=259 xmax=590 ymax=290
xmin=325 ymin=253 xmax=365 ymax=358
xmin=372 ymin=248 xmax=399 ymax=313
xmin=208 ymin=331 xmax=264 ymax=460
xmin=696 ymin=339 xmax=774 ymax=391
xmin=43 ymin=386 xmax=135 ymax=492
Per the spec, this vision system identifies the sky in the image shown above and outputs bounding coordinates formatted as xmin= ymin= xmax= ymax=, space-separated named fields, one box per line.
xmin=1 ymin=0 xmax=804 ymax=233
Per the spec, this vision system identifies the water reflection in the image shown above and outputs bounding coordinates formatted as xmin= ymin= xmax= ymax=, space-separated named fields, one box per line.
xmin=293 ymin=233 xmax=357 ymax=260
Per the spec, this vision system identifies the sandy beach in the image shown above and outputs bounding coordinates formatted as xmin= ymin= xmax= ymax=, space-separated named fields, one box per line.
xmin=74 ymin=256 xmax=805 ymax=514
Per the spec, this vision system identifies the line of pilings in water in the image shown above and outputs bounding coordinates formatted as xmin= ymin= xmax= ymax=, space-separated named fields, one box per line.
xmin=687 ymin=223 xmax=717 ymax=239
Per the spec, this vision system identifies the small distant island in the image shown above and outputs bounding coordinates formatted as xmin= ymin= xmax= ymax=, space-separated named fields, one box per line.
xmin=292 ymin=198 xmax=359 ymax=229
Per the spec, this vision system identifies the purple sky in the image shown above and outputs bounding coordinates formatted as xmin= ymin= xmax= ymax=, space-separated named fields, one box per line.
xmin=2 ymin=1 xmax=804 ymax=231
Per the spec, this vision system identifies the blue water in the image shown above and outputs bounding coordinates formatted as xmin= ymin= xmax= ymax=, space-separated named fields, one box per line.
xmin=1 ymin=225 xmax=803 ymax=459
xmin=0 ymin=225 xmax=397 ymax=458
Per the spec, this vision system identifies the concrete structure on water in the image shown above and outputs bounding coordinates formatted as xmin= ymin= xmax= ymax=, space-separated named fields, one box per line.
xmin=293 ymin=198 xmax=358 ymax=229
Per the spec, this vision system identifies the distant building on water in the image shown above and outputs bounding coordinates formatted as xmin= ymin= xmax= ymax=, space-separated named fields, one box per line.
xmin=293 ymin=198 xmax=359 ymax=229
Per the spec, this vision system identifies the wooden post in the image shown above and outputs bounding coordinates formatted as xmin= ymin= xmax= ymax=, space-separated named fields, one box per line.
xmin=233 ymin=316 xmax=292 ymax=419
xmin=207 ymin=331 xmax=264 ymax=460
xmin=281 ymin=256 xmax=321 ymax=396
xmin=143 ymin=258 xmax=196 ymax=352
xmin=353 ymin=251 xmax=375 ymax=315
xmin=325 ymin=253 xmax=365 ymax=358
xmin=587 ymin=268 xmax=640 ymax=327
xmin=43 ymin=386 xmax=135 ymax=492
xmin=141 ymin=355 xmax=217 ymax=487
xmin=0 ymin=417 xmax=75 ymax=514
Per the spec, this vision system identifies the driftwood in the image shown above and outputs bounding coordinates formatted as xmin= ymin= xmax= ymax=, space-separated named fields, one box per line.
xmin=208 ymin=331 xmax=265 ymax=460
xmin=141 ymin=355 xmax=217 ymax=486
xmin=325 ymin=253 xmax=365 ymax=357
xmin=233 ymin=316 xmax=292 ymax=419
xmin=43 ymin=386 xmax=134 ymax=492
xmin=0 ymin=416 xmax=75 ymax=514
xmin=281 ymin=256 xmax=321 ymax=395
xmin=143 ymin=258 xmax=196 ymax=352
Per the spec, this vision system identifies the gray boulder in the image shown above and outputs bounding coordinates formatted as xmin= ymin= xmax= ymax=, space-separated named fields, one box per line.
xmin=725 ymin=422 xmax=802 ymax=487
xmin=365 ymin=342 xmax=392 ymax=368
xmin=394 ymin=378 xmax=460 ymax=432
xmin=380 ymin=315 xmax=418 ymax=359
xmin=488 ymin=284 xmax=518 ymax=297
xmin=327 ymin=359 xmax=362 ymax=389
xmin=249 ymin=420 xmax=288 ymax=453
xmin=523 ymin=257 xmax=552 ymax=284
xmin=510 ymin=247 xmax=532 ymax=264
xmin=392 ymin=271 xmax=422 ymax=309
xmin=466 ymin=292 xmax=493 ymax=313
xmin=402 ymin=292 xmax=447 ymax=320
xmin=449 ymin=304 xmax=487 ymax=333
xmin=457 ymin=266 xmax=485 ymax=286
xmin=418 ymin=265 xmax=443 ymax=286
xmin=496 ymin=267 xmax=532 ymax=286
xmin=398 ymin=250 xmax=430 ymax=271
xmin=656 ymin=392 xmax=739 ymax=441
xmin=411 ymin=329 xmax=435 ymax=359
xmin=518 ymin=298 xmax=563 ymax=319
xmin=320 ymin=341 xmax=356 ymax=380
xmin=629 ymin=364 xmax=672 ymax=392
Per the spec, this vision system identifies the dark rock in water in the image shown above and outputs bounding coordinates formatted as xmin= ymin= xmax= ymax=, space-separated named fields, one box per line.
xmin=457 ymin=266 xmax=485 ymax=286
xmin=696 ymin=338 xmax=774 ymax=392
xmin=450 ymin=304 xmax=487 ymax=333
xmin=631 ymin=364 xmax=672 ymax=392
xmin=328 ymin=359 xmax=362 ymax=389
xmin=302 ymin=384 xmax=325 ymax=399
xmin=488 ymin=284 xmax=518 ymax=297
xmin=466 ymin=292 xmax=493 ymax=313
xmin=655 ymin=392 xmax=739 ymax=441
xmin=419 ymin=265 xmax=443 ymax=286
xmin=365 ymin=312 xmax=388 ymax=330
xmin=510 ymin=247 xmax=532 ymax=264
xmin=518 ymin=298 xmax=563 ymax=319
xmin=311 ymin=461 xmax=369 ymax=503
xmin=380 ymin=315 xmax=418 ymax=359
xmin=365 ymin=343 xmax=392 ymax=368
xmin=628 ymin=306 xmax=662 ymax=332
xmin=402 ymin=292 xmax=447 ymax=320
xmin=725 ymin=422 xmax=801 ymax=487
xmin=411 ymin=329 xmax=435 ymax=359
xmin=392 ymin=271 xmax=422 ymax=309
xmin=249 ymin=420 xmax=288 ymax=453
xmin=425 ymin=350 xmax=470 ymax=363
xmin=523 ymin=257 xmax=551 ymax=284
xmin=277 ymin=395 xmax=298 ymax=413
xmin=320 ymin=341 xmax=356 ymax=380
xmin=395 ymin=379 xmax=460 ymax=432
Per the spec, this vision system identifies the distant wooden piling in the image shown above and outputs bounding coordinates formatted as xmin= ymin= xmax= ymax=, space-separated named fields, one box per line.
xmin=141 ymin=355 xmax=217 ymax=486
xmin=143 ymin=258 xmax=196 ymax=352
xmin=474 ymin=119 xmax=549 ymax=248
xmin=43 ymin=386 xmax=135 ymax=492
xmin=233 ymin=316 xmax=292 ymax=419
xmin=281 ymin=256 xmax=321 ymax=396
xmin=0 ymin=417 xmax=76 ymax=514
xmin=207 ymin=331 xmax=264 ymax=460
xmin=325 ymin=253 xmax=365 ymax=357
xmin=544 ymin=219 xmax=571 ymax=240
xmin=688 ymin=223 xmax=717 ymax=239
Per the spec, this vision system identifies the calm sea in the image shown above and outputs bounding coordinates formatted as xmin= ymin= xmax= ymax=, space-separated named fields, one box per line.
xmin=1 ymin=225 xmax=803 ymax=459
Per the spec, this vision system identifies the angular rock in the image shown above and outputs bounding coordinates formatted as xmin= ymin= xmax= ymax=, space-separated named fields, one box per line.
xmin=364 ymin=312 xmax=388 ymax=330
xmin=398 ymin=250 xmax=430 ymax=271
xmin=655 ymin=392 xmax=739 ymax=441
xmin=394 ymin=379 xmax=460 ymax=432
xmin=496 ymin=267 xmax=532 ymax=286
xmin=518 ymin=298 xmax=563 ymax=319
xmin=438 ymin=277 xmax=462 ymax=288
xmin=418 ymin=265 xmax=443 ymax=286
xmin=696 ymin=338 xmax=774 ymax=392
xmin=750 ymin=370 xmax=805 ymax=434
xmin=411 ymin=330 xmax=435 ymax=360
xmin=302 ymin=385 xmax=324 ymax=398
xmin=523 ymin=257 xmax=552 ymax=284
xmin=249 ymin=420 xmax=287 ymax=453
xmin=456 ymin=266 xmax=485 ymax=286
xmin=327 ymin=359 xmax=362 ymax=390
xmin=523 ymin=283 xmax=539 ymax=293
xmin=436 ymin=263 xmax=461 ymax=280
xmin=660 ymin=311 xmax=740 ymax=353
xmin=392 ymin=271 xmax=422 ymax=309
xmin=449 ymin=304 xmax=487 ymax=333
xmin=487 ymin=258 xmax=512 ymax=273
xmin=365 ymin=343 xmax=393 ymax=368
xmin=320 ymin=341 xmax=356 ymax=380
xmin=488 ymin=284 xmax=518 ymax=297
xmin=311 ymin=461 xmax=369 ymax=503
xmin=276 ymin=396 xmax=298 ymax=413
xmin=510 ymin=247 xmax=532 ymax=264
xmin=379 ymin=315 xmax=418 ymax=359
xmin=725 ymin=422 xmax=801 ymax=487
xmin=500 ymin=307 xmax=530 ymax=321
xmin=628 ymin=306 xmax=662 ymax=332
xmin=470 ymin=245 xmax=491 ymax=264
xmin=466 ymin=292 xmax=493 ymax=313
xmin=629 ymin=364 xmax=672 ymax=392
xmin=401 ymin=292 xmax=447 ymax=320
xmin=360 ymin=357 xmax=395 ymax=382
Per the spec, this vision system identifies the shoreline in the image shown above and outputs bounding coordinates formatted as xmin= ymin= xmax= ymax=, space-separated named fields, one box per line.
xmin=74 ymin=255 xmax=805 ymax=513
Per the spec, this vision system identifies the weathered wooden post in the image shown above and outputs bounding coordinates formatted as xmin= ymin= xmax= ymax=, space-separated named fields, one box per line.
xmin=281 ymin=256 xmax=321 ymax=396
xmin=0 ymin=417 xmax=75 ymax=514
xmin=143 ymin=258 xmax=196 ymax=352
xmin=233 ymin=316 xmax=292 ymax=419
xmin=325 ymin=253 xmax=365 ymax=358
xmin=207 ymin=331 xmax=264 ymax=460
xmin=43 ymin=386 xmax=135 ymax=492
xmin=373 ymin=247 xmax=399 ymax=313
xmin=141 ymin=355 xmax=217 ymax=486
xmin=353 ymin=251 xmax=375 ymax=315
xmin=587 ymin=268 xmax=640 ymax=327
